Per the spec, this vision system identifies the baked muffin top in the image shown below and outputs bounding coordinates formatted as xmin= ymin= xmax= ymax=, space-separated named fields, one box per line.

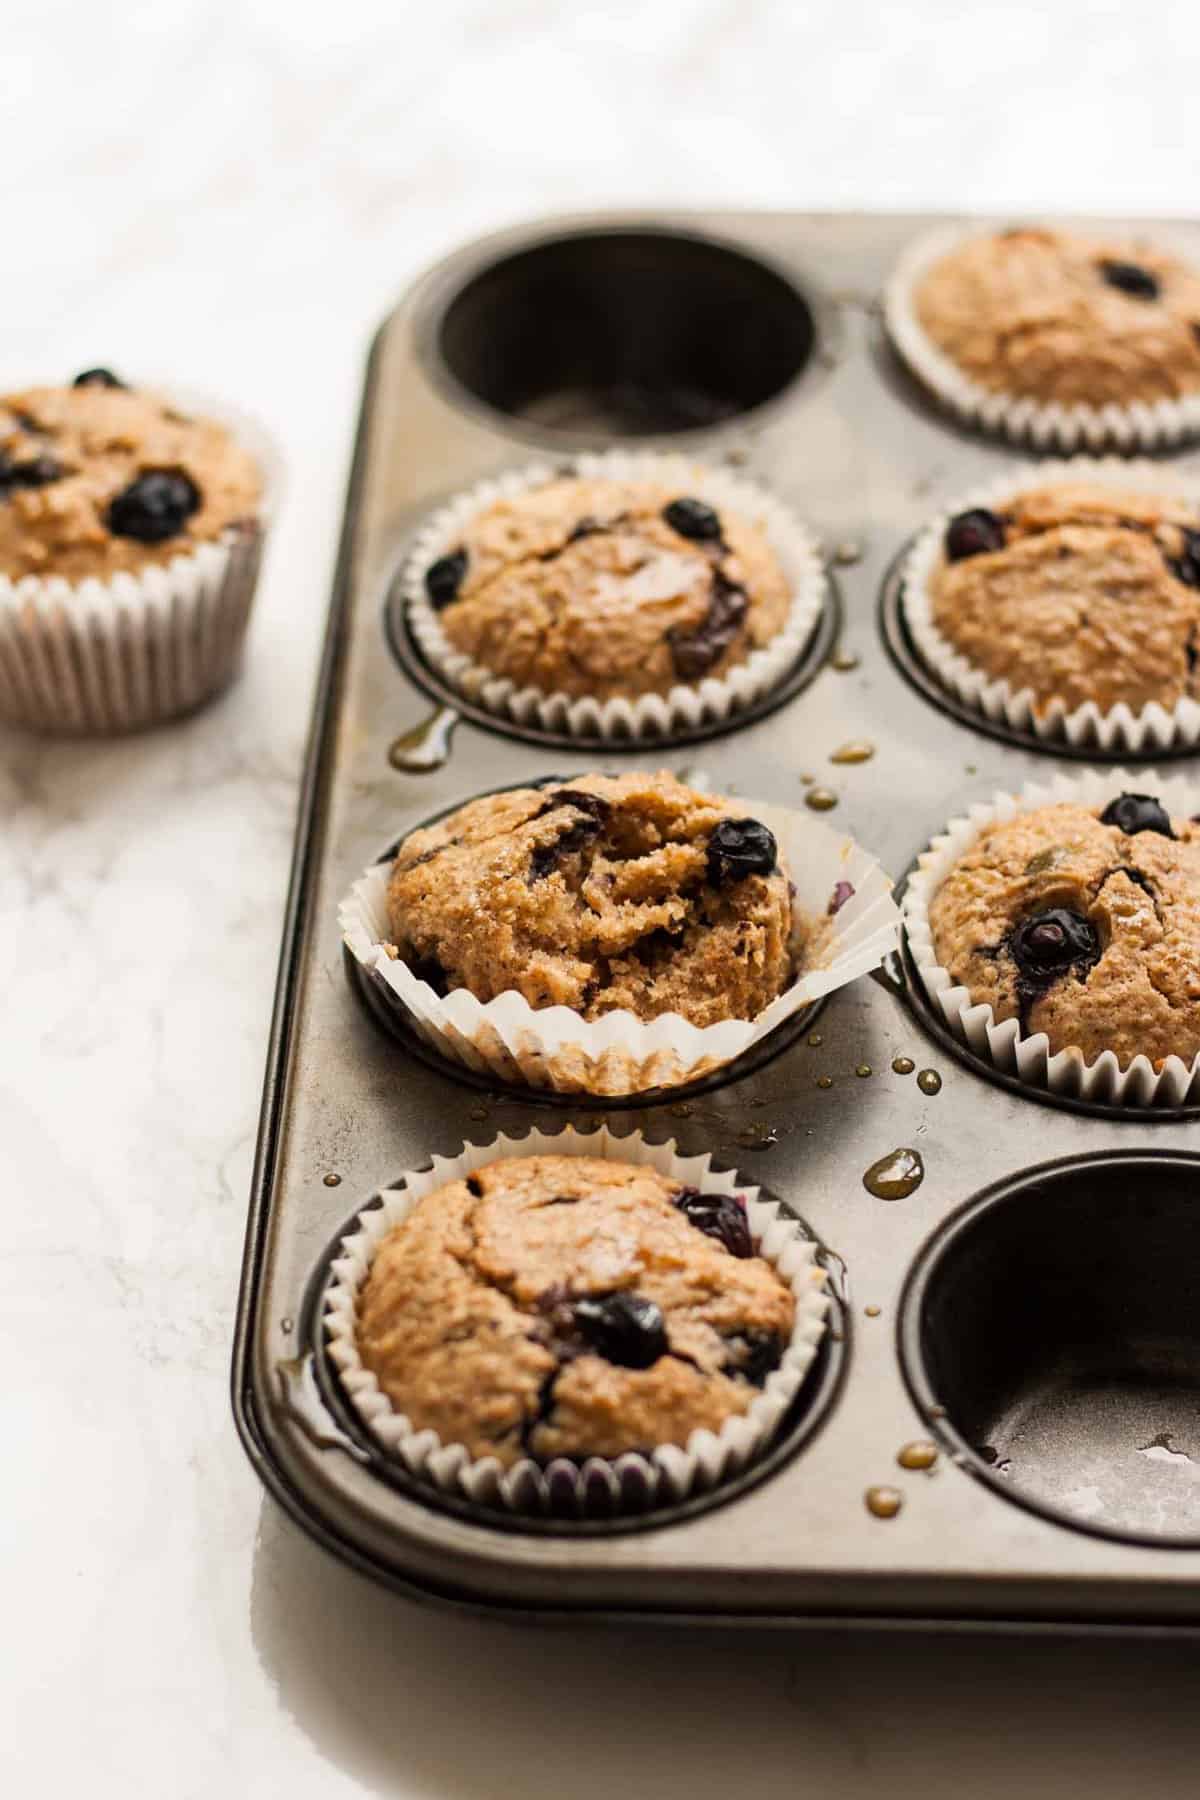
xmin=355 ymin=1153 xmax=797 ymax=1467
xmin=914 ymin=228 xmax=1200 ymax=408
xmin=0 ymin=371 xmax=262 ymax=583
xmin=929 ymin=482 xmax=1200 ymax=715
xmin=928 ymin=796 xmax=1200 ymax=1067
xmin=385 ymin=770 xmax=796 ymax=1028
xmin=420 ymin=475 xmax=791 ymax=701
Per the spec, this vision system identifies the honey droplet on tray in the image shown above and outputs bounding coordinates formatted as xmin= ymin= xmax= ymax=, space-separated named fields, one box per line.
xmin=831 ymin=648 xmax=860 ymax=672
xmin=323 ymin=1172 xmax=342 ymax=1188
xmin=807 ymin=1032 xmax=824 ymax=1048
xmin=917 ymin=1068 xmax=942 ymax=1096
xmin=805 ymin=787 xmax=839 ymax=812
xmin=865 ymin=1485 xmax=904 ymax=1520
xmin=831 ymin=540 xmax=864 ymax=567
xmin=830 ymin=740 xmax=875 ymax=765
xmin=733 ymin=1122 xmax=778 ymax=1151
xmin=863 ymin=1147 xmax=924 ymax=1200
xmin=864 ymin=1304 xmax=881 ymax=1318
xmin=892 ymin=1055 xmax=915 ymax=1075
xmin=897 ymin=1440 xmax=939 ymax=1472
xmin=855 ymin=1063 xmax=872 ymax=1078
xmin=388 ymin=705 xmax=459 ymax=773
xmin=816 ymin=1075 xmax=834 ymax=1090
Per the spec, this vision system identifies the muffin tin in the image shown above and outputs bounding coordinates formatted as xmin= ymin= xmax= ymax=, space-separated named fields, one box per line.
xmin=234 ymin=210 xmax=1200 ymax=1629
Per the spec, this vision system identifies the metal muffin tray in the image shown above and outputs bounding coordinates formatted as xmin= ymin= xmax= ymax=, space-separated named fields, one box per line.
xmin=234 ymin=210 xmax=1200 ymax=1630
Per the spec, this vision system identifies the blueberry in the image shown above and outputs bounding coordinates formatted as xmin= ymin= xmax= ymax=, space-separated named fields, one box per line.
xmin=667 ymin=569 xmax=748 ymax=681
xmin=1010 ymin=908 xmax=1100 ymax=984
xmin=1167 ymin=528 xmax=1200 ymax=589
xmin=528 ymin=790 xmax=610 ymax=882
xmin=0 ymin=453 xmax=64 ymax=490
xmin=944 ymin=508 xmax=1006 ymax=562
xmin=424 ymin=547 xmax=468 ymax=609
xmin=723 ymin=1329 xmax=784 ymax=1387
xmin=406 ymin=952 xmax=449 ymax=996
xmin=673 ymin=1186 xmax=753 ymax=1258
xmin=107 ymin=468 xmax=200 ymax=542
xmin=706 ymin=817 xmax=778 ymax=887
xmin=72 ymin=368 xmax=127 ymax=390
xmin=1100 ymin=259 xmax=1160 ymax=301
xmin=572 ymin=1293 xmax=668 ymax=1369
xmin=663 ymin=496 xmax=722 ymax=542
xmin=1099 ymin=792 xmax=1176 ymax=839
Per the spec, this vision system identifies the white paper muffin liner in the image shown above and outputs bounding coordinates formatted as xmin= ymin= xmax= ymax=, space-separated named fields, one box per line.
xmin=323 ymin=1125 xmax=831 ymax=1517
xmin=903 ymin=767 xmax=1200 ymax=1107
xmin=884 ymin=223 xmax=1200 ymax=452
xmin=340 ymin=790 xmax=900 ymax=1096
xmin=0 ymin=382 xmax=279 ymax=734
xmin=401 ymin=449 xmax=827 ymax=740
xmin=902 ymin=460 xmax=1200 ymax=753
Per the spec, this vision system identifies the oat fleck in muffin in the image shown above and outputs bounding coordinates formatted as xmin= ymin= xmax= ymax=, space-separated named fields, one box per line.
xmin=929 ymin=795 xmax=1200 ymax=1067
xmin=385 ymin=770 xmax=797 ymax=1027
xmin=0 ymin=370 xmax=261 ymax=583
xmin=930 ymin=482 xmax=1200 ymax=715
xmin=355 ymin=1154 xmax=797 ymax=1466
xmin=420 ymin=475 xmax=791 ymax=700
xmin=914 ymin=228 xmax=1200 ymax=408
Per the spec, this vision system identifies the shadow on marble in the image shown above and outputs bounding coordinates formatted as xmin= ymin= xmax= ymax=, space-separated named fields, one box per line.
xmin=251 ymin=1499 xmax=1200 ymax=1800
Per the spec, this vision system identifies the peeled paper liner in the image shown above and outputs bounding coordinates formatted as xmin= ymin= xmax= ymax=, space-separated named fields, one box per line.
xmin=903 ymin=766 xmax=1200 ymax=1108
xmin=323 ymin=1124 xmax=831 ymax=1518
xmin=884 ymin=222 xmax=1200 ymax=451
xmin=401 ymin=449 xmax=827 ymax=741
xmin=901 ymin=460 xmax=1200 ymax=754
xmin=340 ymin=792 xmax=900 ymax=1096
xmin=0 ymin=380 xmax=281 ymax=735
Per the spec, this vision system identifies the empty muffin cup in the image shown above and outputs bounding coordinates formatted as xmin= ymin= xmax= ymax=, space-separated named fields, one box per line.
xmin=885 ymin=222 xmax=1200 ymax=451
xmin=401 ymin=450 xmax=827 ymax=741
xmin=340 ymin=781 xmax=900 ymax=1097
xmin=903 ymin=1150 xmax=1200 ymax=1545
xmin=903 ymin=767 xmax=1200 ymax=1107
xmin=323 ymin=1125 xmax=831 ymax=1518
xmin=901 ymin=461 xmax=1200 ymax=755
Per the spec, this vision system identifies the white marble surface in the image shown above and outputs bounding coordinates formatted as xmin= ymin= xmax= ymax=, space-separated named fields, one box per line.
xmin=6 ymin=1 xmax=1200 ymax=1793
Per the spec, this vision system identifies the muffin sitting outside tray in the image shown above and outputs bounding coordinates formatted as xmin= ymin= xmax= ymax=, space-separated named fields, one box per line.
xmin=928 ymin=793 xmax=1200 ymax=1067
xmin=911 ymin=226 xmax=1200 ymax=409
xmin=355 ymin=1152 xmax=797 ymax=1466
xmin=928 ymin=480 xmax=1200 ymax=717
xmin=419 ymin=473 xmax=792 ymax=702
xmin=0 ymin=371 xmax=261 ymax=582
xmin=384 ymin=769 xmax=798 ymax=1029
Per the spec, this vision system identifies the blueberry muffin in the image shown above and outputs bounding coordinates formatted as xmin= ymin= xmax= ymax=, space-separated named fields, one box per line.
xmin=929 ymin=482 xmax=1200 ymax=715
xmin=928 ymin=794 xmax=1200 ymax=1066
xmin=355 ymin=1153 xmax=797 ymax=1466
xmin=913 ymin=227 xmax=1200 ymax=409
xmin=384 ymin=770 xmax=797 ymax=1028
xmin=419 ymin=475 xmax=792 ymax=700
xmin=0 ymin=370 xmax=262 ymax=582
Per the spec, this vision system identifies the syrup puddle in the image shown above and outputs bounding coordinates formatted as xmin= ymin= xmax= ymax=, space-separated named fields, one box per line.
xmin=863 ymin=1147 xmax=925 ymax=1200
xmin=388 ymin=705 xmax=459 ymax=772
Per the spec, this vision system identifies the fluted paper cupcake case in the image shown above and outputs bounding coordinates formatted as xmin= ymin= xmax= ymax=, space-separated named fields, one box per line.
xmin=0 ymin=384 xmax=279 ymax=735
xmin=323 ymin=1125 xmax=831 ymax=1517
xmin=903 ymin=767 xmax=1200 ymax=1107
xmin=902 ymin=460 xmax=1200 ymax=754
xmin=340 ymin=793 xmax=901 ymax=1096
xmin=401 ymin=449 xmax=827 ymax=740
xmin=884 ymin=223 xmax=1200 ymax=452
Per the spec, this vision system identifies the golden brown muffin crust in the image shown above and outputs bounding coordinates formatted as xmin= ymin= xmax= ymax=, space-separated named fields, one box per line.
xmin=428 ymin=476 xmax=791 ymax=700
xmin=915 ymin=228 xmax=1200 ymax=407
xmin=929 ymin=482 xmax=1200 ymax=714
xmin=928 ymin=799 xmax=1200 ymax=1067
xmin=0 ymin=383 xmax=261 ymax=583
xmin=385 ymin=770 xmax=797 ymax=1028
xmin=355 ymin=1153 xmax=797 ymax=1466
